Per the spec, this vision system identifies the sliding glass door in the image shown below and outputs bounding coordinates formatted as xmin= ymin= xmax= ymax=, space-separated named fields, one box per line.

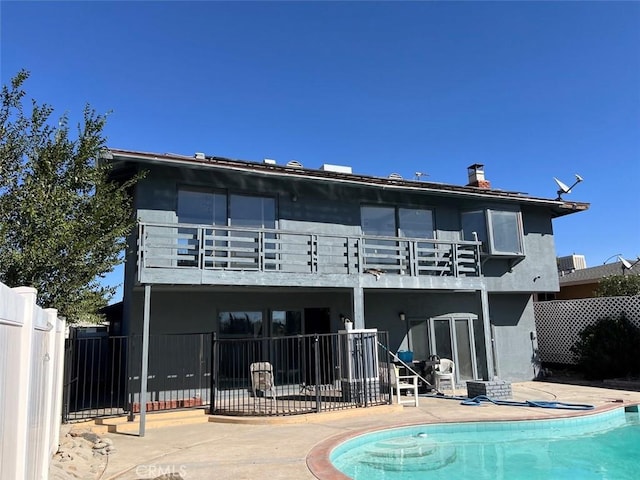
xmin=428 ymin=315 xmax=487 ymax=382
xmin=409 ymin=314 xmax=488 ymax=383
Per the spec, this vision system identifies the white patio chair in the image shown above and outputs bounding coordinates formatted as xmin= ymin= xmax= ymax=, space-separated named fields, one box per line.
xmin=390 ymin=364 xmax=419 ymax=407
xmin=434 ymin=358 xmax=456 ymax=394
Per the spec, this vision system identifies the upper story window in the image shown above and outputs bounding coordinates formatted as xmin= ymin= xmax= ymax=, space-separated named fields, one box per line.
xmin=178 ymin=189 xmax=226 ymax=225
xmin=398 ymin=208 xmax=434 ymax=239
xmin=229 ymin=194 xmax=276 ymax=229
xmin=361 ymin=206 xmax=396 ymax=236
xmin=461 ymin=209 xmax=524 ymax=256
xmin=361 ymin=206 xmax=434 ymax=239
xmin=177 ymin=189 xmax=276 ymax=228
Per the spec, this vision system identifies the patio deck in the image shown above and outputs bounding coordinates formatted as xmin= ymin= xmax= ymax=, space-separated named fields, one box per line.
xmin=52 ymin=381 xmax=640 ymax=480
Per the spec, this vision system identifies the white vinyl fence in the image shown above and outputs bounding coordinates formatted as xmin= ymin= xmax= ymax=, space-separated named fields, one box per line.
xmin=0 ymin=283 xmax=66 ymax=480
xmin=534 ymin=295 xmax=640 ymax=365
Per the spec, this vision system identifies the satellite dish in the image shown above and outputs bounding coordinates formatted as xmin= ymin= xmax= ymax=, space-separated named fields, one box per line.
xmin=553 ymin=177 xmax=571 ymax=194
xmin=554 ymin=173 xmax=583 ymax=200
xmin=619 ymin=256 xmax=633 ymax=270
xmin=618 ymin=255 xmax=638 ymax=270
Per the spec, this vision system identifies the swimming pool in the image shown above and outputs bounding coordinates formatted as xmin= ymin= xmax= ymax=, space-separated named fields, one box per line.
xmin=330 ymin=407 xmax=640 ymax=479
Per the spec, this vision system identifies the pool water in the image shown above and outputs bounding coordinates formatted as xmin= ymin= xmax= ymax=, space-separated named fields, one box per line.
xmin=331 ymin=408 xmax=640 ymax=480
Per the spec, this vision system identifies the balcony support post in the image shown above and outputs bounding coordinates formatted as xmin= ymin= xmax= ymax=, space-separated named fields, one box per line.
xmin=351 ymin=286 xmax=365 ymax=329
xmin=478 ymin=287 xmax=495 ymax=380
xmin=139 ymin=284 xmax=151 ymax=437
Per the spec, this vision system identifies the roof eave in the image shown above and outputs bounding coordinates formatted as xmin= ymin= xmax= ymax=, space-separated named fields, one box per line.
xmin=105 ymin=148 xmax=590 ymax=214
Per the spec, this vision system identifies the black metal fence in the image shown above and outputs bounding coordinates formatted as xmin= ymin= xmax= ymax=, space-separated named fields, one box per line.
xmin=63 ymin=331 xmax=212 ymax=422
xmin=63 ymin=332 xmax=129 ymax=421
xmin=63 ymin=329 xmax=391 ymax=422
xmin=211 ymin=331 xmax=392 ymax=416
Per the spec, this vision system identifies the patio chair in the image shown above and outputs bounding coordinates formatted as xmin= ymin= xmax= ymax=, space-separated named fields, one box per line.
xmin=250 ymin=362 xmax=277 ymax=401
xmin=390 ymin=364 xmax=419 ymax=407
xmin=434 ymin=358 xmax=456 ymax=394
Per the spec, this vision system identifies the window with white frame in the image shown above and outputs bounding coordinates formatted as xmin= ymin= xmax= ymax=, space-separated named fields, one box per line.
xmin=461 ymin=209 xmax=524 ymax=256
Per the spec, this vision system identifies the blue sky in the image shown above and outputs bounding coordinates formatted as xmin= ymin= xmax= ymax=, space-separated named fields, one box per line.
xmin=2 ymin=1 xmax=639 ymax=302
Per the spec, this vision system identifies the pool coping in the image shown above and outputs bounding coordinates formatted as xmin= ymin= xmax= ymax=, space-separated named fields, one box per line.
xmin=306 ymin=402 xmax=638 ymax=480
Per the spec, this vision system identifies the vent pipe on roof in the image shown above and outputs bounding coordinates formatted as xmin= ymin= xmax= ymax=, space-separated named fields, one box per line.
xmin=467 ymin=164 xmax=491 ymax=189
xmin=388 ymin=173 xmax=403 ymax=180
xmin=320 ymin=164 xmax=352 ymax=174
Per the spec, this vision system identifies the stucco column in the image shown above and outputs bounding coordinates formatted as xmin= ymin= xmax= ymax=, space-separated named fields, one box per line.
xmin=351 ymin=287 xmax=365 ymax=329
xmin=479 ymin=288 xmax=496 ymax=380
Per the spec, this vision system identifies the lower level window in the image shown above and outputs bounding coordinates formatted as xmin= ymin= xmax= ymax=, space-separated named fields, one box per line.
xmin=218 ymin=311 xmax=263 ymax=338
xmin=271 ymin=311 xmax=302 ymax=336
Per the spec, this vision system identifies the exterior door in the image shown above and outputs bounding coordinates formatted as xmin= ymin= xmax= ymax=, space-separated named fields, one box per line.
xmin=428 ymin=315 xmax=483 ymax=382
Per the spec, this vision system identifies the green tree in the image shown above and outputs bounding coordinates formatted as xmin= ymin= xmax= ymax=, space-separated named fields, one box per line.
xmin=595 ymin=274 xmax=640 ymax=297
xmin=0 ymin=70 xmax=139 ymax=321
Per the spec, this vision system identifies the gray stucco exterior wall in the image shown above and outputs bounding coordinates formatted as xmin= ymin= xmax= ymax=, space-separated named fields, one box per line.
xmin=127 ymin=288 xmax=352 ymax=335
xmin=488 ymin=293 xmax=538 ymax=381
xmin=115 ymin=157 xmax=577 ymax=385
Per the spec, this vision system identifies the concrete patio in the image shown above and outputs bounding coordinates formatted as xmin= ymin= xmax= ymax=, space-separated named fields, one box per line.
xmin=52 ymin=381 xmax=640 ymax=480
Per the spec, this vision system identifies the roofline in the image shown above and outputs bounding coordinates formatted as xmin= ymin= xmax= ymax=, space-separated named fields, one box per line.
xmin=104 ymin=148 xmax=589 ymax=217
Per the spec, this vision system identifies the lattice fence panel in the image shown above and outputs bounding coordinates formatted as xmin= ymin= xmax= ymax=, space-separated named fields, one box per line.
xmin=534 ymin=295 xmax=640 ymax=364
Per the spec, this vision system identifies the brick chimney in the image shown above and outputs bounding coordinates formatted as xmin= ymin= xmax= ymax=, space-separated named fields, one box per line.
xmin=467 ymin=164 xmax=491 ymax=189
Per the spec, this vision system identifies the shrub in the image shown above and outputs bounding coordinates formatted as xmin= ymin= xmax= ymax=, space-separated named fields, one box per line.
xmin=595 ymin=274 xmax=640 ymax=297
xmin=570 ymin=314 xmax=640 ymax=380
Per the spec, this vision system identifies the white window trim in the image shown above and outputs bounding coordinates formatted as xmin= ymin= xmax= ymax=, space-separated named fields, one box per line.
xmin=486 ymin=209 xmax=525 ymax=256
xmin=462 ymin=208 xmax=525 ymax=257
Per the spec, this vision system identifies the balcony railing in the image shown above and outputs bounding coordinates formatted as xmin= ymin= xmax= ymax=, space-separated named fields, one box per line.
xmin=137 ymin=222 xmax=482 ymax=280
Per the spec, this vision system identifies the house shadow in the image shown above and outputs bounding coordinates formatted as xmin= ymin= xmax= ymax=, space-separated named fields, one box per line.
xmin=536 ymin=364 xmax=640 ymax=392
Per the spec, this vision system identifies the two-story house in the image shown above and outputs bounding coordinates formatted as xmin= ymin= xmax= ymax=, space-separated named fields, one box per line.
xmin=106 ymin=148 xmax=588 ymax=385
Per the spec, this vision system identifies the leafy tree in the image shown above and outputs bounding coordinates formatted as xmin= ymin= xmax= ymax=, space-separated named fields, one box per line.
xmin=595 ymin=274 xmax=640 ymax=297
xmin=570 ymin=314 xmax=640 ymax=380
xmin=0 ymin=70 xmax=139 ymax=321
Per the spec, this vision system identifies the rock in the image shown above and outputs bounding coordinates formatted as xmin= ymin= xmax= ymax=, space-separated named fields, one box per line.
xmin=81 ymin=432 xmax=101 ymax=443
xmin=153 ymin=474 xmax=184 ymax=480
xmin=105 ymin=446 xmax=117 ymax=454
xmin=92 ymin=441 xmax=109 ymax=449
xmin=59 ymin=452 xmax=73 ymax=462
xmin=101 ymin=437 xmax=113 ymax=446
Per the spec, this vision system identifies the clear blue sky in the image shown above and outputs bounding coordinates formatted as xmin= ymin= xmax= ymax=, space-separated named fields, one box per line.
xmin=2 ymin=1 xmax=639 ymax=302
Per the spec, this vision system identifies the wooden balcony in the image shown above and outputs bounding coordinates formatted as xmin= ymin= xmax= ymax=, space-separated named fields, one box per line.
xmin=136 ymin=222 xmax=482 ymax=287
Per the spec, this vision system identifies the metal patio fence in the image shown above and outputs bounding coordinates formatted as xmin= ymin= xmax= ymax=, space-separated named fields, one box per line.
xmin=63 ymin=332 xmax=212 ymax=422
xmin=211 ymin=330 xmax=392 ymax=416
xmin=63 ymin=330 xmax=391 ymax=421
